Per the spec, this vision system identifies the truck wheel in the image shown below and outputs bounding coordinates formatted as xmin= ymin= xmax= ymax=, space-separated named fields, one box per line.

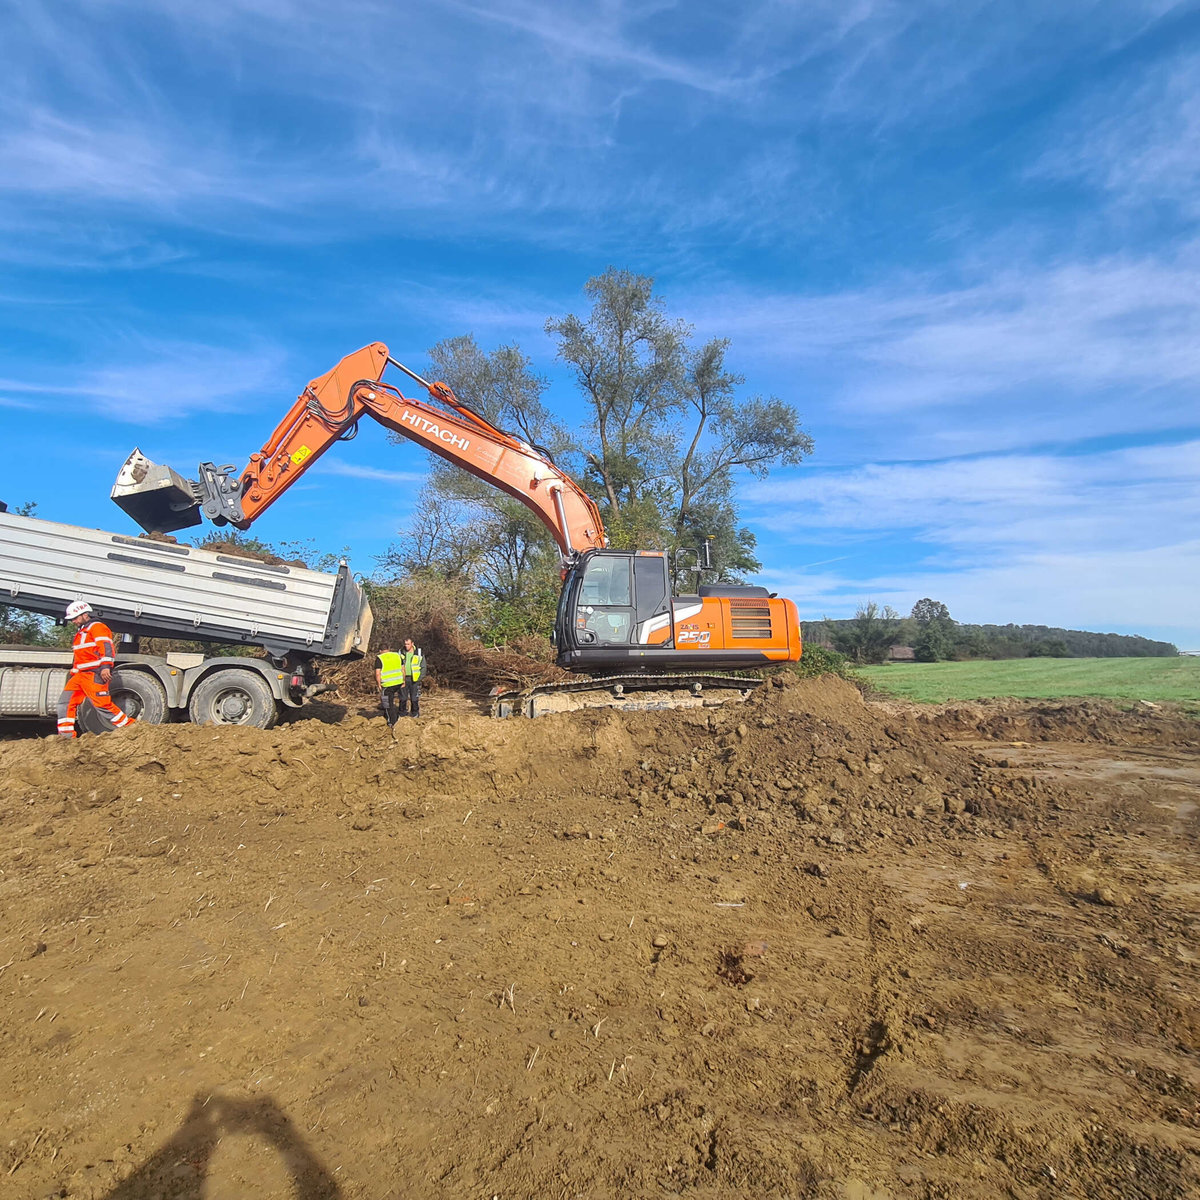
xmin=187 ymin=669 xmax=278 ymax=729
xmin=111 ymin=669 xmax=169 ymax=724
xmin=75 ymin=698 xmax=116 ymax=736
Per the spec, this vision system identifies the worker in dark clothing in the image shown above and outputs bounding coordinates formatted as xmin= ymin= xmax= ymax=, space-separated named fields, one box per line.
xmin=374 ymin=646 xmax=405 ymax=726
xmin=400 ymin=636 xmax=424 ymax=718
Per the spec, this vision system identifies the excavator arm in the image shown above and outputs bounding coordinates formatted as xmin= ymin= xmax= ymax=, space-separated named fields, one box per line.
xmin=112 ymin=343 xmax=607 ymax=561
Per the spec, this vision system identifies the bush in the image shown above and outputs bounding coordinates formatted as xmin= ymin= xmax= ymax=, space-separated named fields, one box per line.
xmin=790 ymin=643 xmax=854 ymax=680
xmin=827 ymin=602 xmax=901 ymax=664
xmin=478 ymin=576 xmax=560 ymax=647
xmin=327 ymin=574 xmax=571 ymax=700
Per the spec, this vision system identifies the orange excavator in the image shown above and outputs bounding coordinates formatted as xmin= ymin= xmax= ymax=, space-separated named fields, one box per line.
xmin=112 ymin=343 xmax=801 ymax=703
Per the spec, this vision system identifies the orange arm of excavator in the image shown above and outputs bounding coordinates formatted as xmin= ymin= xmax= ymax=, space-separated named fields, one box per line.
xmin=233 ymin=342 xmax=607 ymax=559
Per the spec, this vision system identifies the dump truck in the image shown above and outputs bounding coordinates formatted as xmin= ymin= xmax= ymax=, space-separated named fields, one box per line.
xmin=0 ymin=504 xmax=372 ymax=731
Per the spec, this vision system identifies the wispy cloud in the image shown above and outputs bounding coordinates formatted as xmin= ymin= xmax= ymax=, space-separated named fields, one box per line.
xmin=683 ymin=247 xmax=1200 ymax=457
xmin=320 ymin=462 xmax=426 ymax=485
xmin=0 ymin=111 xmax=220 ymax=206
xmin=0 ymin=339 xmax=288 ymax=423
xmin=451 ymin=0 xmax=766 ymax=98
xmin=0 ymin=222 xmax=187 ymax=270
xmin=749 ymin=441 xmax=1200 ymax=544
xmin=1033 ymin=51 xmax=1200 ymax=218
xmin=748 ymin=440 xmax=1200 ymax=633
xmin=0 ymin=0 xmax=1182 ymax=256
xmin=723 ymin=0 xmax=1177 ymax=128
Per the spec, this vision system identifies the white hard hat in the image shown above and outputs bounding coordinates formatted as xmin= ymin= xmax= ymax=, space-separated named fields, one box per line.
xmin=65 ymin=600 xmax=92 ymax=620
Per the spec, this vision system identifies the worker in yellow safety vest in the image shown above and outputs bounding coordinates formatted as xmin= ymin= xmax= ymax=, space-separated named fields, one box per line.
xmin=374 ymin=646 xmax=406 ymax=727
xmin=400 ymin=636 xmax=424 ymax=718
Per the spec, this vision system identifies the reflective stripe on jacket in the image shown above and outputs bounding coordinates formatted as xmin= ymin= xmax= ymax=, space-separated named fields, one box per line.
xmin=377 ymin=651 xmax=405 ymax=686
xmin=72 ymin=620 xmax=115 ymax=675
xmin=403 ymin=649 xmax=424 ymax=682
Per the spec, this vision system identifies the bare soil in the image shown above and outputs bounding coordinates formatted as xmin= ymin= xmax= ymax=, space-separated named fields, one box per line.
xmin=1 ymin=677 xmax=1197 ymax=1199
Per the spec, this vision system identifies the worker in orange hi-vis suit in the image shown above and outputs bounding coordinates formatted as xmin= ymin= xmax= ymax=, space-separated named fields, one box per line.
xmin=56 ymin=600 xmax=136 ymax=738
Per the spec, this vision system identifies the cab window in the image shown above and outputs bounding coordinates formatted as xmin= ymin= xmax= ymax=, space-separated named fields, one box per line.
xmin=580 ymin=556 xmax=631 ymax=606
xmin=582 ymin=610 xmax=632 ymax=644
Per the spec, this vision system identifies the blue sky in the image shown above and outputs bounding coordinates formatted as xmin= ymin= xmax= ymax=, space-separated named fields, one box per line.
xmin=2 ymin=1 xmax=1198 ymax=648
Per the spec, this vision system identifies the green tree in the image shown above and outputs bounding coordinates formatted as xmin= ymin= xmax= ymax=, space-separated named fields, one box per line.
xmin=0 ymin=605 xmax=54 ymax=646
xmin=381 ymin=271 xmax=813 ymax=640
xmin=910 ymin=597 xmax=956 ymax=662
xmin=548 ymin=268 xmax=812 ymax=575
xmin=910 ymin=597 xmax=950 ymax=625
xmin=427 ymin=334 xmax=572 ymax=459
xmin=673 ymin=337 xmax=811 ymax=578
xmin=956 ymin=628 xmax=991 ymax=659
xmin=1028 ymin=638 xmax=1071 ymax=658
xmin=545 ymin=268 xmax=688 ymax=539
xmin=0 ymin=501 xmax=59 ymax=646
xmin=380 ymin=336 xmax=566 ymax=644
xmin=828 ymin=602 xmax=901 ymax=664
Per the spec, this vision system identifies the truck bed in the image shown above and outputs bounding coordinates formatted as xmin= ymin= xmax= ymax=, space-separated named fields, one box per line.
xmin=0 ymin=510 xmax=372 ymax=659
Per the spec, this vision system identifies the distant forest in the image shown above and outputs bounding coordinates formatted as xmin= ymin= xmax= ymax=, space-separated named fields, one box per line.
xmin=809 ymin=605 xmax=1178 ymax=664
xmin=950 ymin=623 xmax=1176 ymax=659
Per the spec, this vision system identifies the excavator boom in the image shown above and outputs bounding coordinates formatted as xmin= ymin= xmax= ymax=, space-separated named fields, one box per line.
xmin=112 ymin=343 xmax=606 ymax=560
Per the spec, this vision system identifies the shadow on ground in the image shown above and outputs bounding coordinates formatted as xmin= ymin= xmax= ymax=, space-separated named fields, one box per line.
xmin=103 ymin=1094 xmax=340 ymax=1200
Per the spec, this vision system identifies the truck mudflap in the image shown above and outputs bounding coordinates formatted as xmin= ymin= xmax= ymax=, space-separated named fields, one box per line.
xmin=491 ymin=674 xmax=762 ymax=718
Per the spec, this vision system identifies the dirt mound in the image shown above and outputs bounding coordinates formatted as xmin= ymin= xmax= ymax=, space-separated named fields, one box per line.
xmin=188 ymin=538 xmax=305 ymax=568
xmin=327 ymin=615 xmax=573 ymax=700
xmin=912 ymin=696 xmax=1200 ymax=748
xmin=1 ymin=677 xmax=1197 ymax=1198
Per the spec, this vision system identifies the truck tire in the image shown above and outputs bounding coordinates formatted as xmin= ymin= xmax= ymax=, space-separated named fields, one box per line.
xmin=110 ymin=669 xmax=169 ymax=724
xmin=187 ymin=668 xmax=278 ymax=729
xmin=76 ymin=698 xmax=116 ymax=736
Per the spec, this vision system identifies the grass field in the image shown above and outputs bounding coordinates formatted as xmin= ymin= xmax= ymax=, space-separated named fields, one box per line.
xmin=858 ymin=656 xmax=1200 ymax=705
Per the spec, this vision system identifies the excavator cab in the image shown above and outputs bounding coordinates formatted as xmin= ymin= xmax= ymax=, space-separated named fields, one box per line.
xmin=555 ymin=549 xmax=801 ymax=672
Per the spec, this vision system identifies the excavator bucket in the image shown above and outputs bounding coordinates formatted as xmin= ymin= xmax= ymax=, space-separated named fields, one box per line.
xmin=111 ymin=448 xmax=204 ymax=533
